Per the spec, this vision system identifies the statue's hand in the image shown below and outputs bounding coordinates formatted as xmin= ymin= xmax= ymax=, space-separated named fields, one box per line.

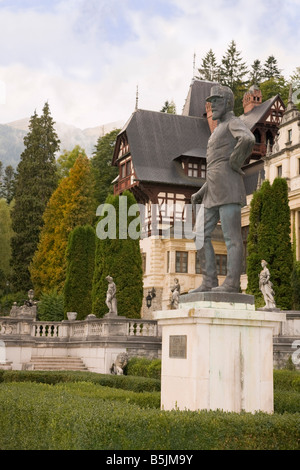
xmin=229 ymin=157 xmax=245 ymax=175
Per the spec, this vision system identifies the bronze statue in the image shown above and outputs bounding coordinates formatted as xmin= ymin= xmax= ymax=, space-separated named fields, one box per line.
xmin=191 ymin=84 xmax=255 ymax=293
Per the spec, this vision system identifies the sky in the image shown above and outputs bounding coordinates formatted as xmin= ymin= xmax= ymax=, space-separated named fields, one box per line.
xmin=0 ymin=0 xmax=299 ymax=130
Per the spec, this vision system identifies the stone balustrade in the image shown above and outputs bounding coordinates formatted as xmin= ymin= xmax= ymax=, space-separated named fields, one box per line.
xmin=0 ymin=316 xmax=161 ymax=341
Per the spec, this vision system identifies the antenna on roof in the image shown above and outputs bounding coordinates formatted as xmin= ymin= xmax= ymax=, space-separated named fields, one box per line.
xmin=193 ymin=52 xmax=196 ymax=79
xmin=135 ymin=85 xmax=139 ymax=111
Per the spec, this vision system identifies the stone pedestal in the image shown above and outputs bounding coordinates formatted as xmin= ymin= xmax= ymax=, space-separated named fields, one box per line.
xmin=154 ymin=292 xmax=285 ymax=414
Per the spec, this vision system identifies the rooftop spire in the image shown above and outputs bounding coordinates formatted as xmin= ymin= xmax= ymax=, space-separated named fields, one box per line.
xmin=135 ymin=85 xmax=139 ymax=111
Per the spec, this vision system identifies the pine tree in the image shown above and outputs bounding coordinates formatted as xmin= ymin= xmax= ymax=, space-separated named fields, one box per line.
xmin=2 ymin=165 xmax=16 ymax=203
xmin=92 ymin=190 xmax=143 ymax=318
xmin=219 ymin=40 xmax=248 ymax=115
xmin=10 ymin=104 xmax=60 ymax=292
xmin=197 ymin=49 xmax=219 ymax=82
xmin=30 ymin=153 xmax=97 ymax=297
xmin=91 ymin=129 xmax=120 ymax=206
xmin=249 ymin=59 xmax=263 ymax=85
xmin=263 ymin=55 xmax=281 ymax=80
xmin=64 ymin=225 xmax=96 ymax=320
xmin=160 ymin=100 xmax=177 ymax=114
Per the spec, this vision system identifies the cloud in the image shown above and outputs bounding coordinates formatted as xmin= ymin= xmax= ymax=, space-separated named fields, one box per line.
xmin=0 ymin=0 xmax=299 ymax=130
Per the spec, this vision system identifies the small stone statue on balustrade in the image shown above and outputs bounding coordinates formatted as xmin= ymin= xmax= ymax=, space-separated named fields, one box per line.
xmin=105 ymin=276 xmax=118 ymax=317
xmin=259 ymin=260 xmax=277 ymax=310
xmin=170 ymin=278 xmax=181 ymax=309
xmin=10 ymin=289 xmax=37 ymax=319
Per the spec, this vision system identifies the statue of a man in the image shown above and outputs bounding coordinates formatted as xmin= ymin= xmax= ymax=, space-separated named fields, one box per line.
xmin=259 ymin=260 xmax=276 ymax=309
xmin=105 ymin=276 xmax=117 ymax=316
xmin=191 ymin=84 xmax=255 ymax=293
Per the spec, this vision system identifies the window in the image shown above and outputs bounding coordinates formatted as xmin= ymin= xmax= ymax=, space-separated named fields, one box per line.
xmin=195 ymin=252 xmax=201 ymax=274
xmin=167 ymin=251 xmax=170 ymax=273
xmin=288 ymin=129 xmax=292 ymax=143
xmin=277 ymin=165 xmax=282 ymax=177
xmin=176 ymin=251 xmax=188 ymax=273
xmin=126 ymin=160 xmax=131 ymax=176
xmin=142 ymin=253 xmax=146 ymax=273
xmin=120 ymin=164 xmax=126 ymax=179
xmin=187 ymin=160 xmax=206 ymax=178
xmin=298 ymin=159 xmax=300 ymax=175
xmin=216 ymin=255 xmax=227 ymax=276
xmin=195 ymin=252 xmax=227 ymax=275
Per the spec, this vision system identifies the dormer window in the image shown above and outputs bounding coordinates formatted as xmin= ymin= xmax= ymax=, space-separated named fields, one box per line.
xmin=182 ymin=158 xmax=206 ymax=178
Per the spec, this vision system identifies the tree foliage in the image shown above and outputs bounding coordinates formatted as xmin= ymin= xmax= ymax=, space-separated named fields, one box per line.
xmin=0 ymin=198 xmax=13 ymax=280
xmin=246 ymin=178 xmax=293 ymax=309
xmin=92 ymin=191 xmax=143 ymax=318
xmin=10 ymin=103 xmax=60 ymax=292
xmin=30 ymin=153 xmax=97 ymax=297
xmin=91 ymin=129 xmax=120 ymax=206
xmin=56 ymin=145 xmax=87 ymax=182
xmin=64 ymin=225 xmax=96 ymax=320
xmin=160 ymin=100 xmax=177 ymax=114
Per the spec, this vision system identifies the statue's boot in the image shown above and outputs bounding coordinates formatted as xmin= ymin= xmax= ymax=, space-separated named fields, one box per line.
xmin=189 ymin=279 xmax=218 ymax=293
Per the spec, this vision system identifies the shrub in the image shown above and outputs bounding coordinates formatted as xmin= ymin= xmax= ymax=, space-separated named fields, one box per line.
xmin=37 ymin=289 xmax=64 ymax=321
xmin=0 ymin=381 xmax=299 ymax=450
xmin=126 ymin=357 xmax=161 ymax=380
xmin=0 ymin=370 xmax=161 ymax=392
xmin=0 ymin=291 xmax=27 ymax=315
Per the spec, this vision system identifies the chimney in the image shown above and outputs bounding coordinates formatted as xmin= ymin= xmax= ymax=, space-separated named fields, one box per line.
xmin=205 ymin=101 xmax=218 ymax=133
xmin=243 ymin=85 xmax=262 ymax=114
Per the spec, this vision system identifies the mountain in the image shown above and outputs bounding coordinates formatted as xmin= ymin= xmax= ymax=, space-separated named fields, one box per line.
xmin=0 ymin=118 xmax=124 ymax=168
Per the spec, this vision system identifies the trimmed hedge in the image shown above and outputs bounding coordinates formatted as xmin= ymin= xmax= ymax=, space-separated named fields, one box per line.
xmin=0 ymin=381 xmax=299 ymax=450
xmin=0 ymin=369 xmax=161 ymax=392
xmin=126 ymin=357 xmax=161 ymax=380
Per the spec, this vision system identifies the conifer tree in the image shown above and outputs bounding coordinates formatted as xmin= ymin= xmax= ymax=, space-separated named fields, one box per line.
xmin=92 ymin=190 xmax=143 ymax=318
xmin=197 ymin=49 xmax=219 ymax=82
xmin=91 ymin=129 xmax=120 ymax=206
xmin=30 ymin=153 xmax=97 ymax=297
xmin=219 ymin=40 xmax=248 ymax=115
xmin=249 ymin=59 xmax=263 ymax=85
xmin=0 ymin=198 xmax=13 ymax=280
xmin=10 ymin=104 xmax=60 ymax=292
xmin=64 ymin=225 xmax=96 ymax=320
xmin=263 ymin=55 xmax=281 ymax=80
xmin=246 ymin=178 xmax=293 ymax=309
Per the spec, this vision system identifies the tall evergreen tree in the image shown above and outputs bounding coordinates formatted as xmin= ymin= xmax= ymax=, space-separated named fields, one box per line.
xmin=160 ymin=100 xmax=177 ymax=114
xmin=263 ymin=55 xmax=281 ymax=80
xmin=64 ymin=225 xmax=96 ymax=320
xmin=249 ymin=59 xmax=263 ymax=85
xmin=219 ymin=40 xmax=248 ymax=115
xmin=197 ymin=49 xmax=219 ymax=82
xmin=30 ymin=153 xmax=96 ymax=296
xmin=10 ymin=104 xmax=60 ymax=292
xmin=246 ymin=178 xmax=293 ymax=309
xmin=91 ymin=128 xmax=120 ymax=206
xmin=0 ymin=198 xmax=13 ymax=280
xmin=92 ymin=190 xmax=143 ymax=318
xmin=2 ymin=165 xmax=16 ymax=203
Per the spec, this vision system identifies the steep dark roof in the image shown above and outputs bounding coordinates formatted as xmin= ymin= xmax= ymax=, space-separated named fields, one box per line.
xmin=240 ymin=95 xmax=280 ymax=130
xmin=118 ymin=109 xmax=210 ymax=187
xmin=182 ymin=79 xmax=218 ymax=117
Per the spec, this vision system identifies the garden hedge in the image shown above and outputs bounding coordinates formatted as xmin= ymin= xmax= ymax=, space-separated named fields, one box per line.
xmin=0 ymin=381 xmax=299 ymax=450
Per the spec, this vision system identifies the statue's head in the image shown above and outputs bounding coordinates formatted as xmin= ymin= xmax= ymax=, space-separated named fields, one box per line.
xmin=206 ymin=84 xmax=234 ymax=120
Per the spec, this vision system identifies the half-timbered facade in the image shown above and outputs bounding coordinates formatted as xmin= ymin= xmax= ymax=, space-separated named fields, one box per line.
xmin=112 ymin=79 xmax=285 ymax=317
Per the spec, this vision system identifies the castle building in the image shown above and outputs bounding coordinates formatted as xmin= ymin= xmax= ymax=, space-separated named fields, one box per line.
xmin=112 ymin=79 xmax=286 ymax=317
